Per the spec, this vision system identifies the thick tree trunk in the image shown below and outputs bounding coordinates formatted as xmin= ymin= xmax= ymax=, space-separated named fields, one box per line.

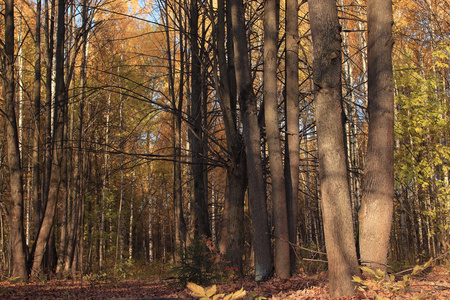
xmin=230 ymin=0 xmax=273 ymax=281
xmin=263 ymin=0 xmax=290 ymax=279
xmin=308 ymin=0 xmax=360 ymax=297
xmin=285 ymin=0 xmax=300 ymax=275
xmin=3 ymin=0 xmax=28 ymax=281
xmin=31 ymin=0 xmax=67 ymax=277
xmin=359 ymin=0 xmax=395 ymax=271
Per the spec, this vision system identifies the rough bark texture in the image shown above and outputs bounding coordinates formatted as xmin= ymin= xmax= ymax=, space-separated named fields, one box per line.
xmin=285 ymin=0 xmax=300 ymax=275
xmin=4 ymin=0 xmax=28 ymax=281
xmin=308 ymin=0 xmax=360 ymax=297
xmin=230 ymin=0 xmax=273 ymax=281
xmin=359 ymin=0 xmax=395 ymax=271
xmin=31 ymin=0 xmax=67 ymax=277
xmin=264 ymin=0 xmax=290 ymax=279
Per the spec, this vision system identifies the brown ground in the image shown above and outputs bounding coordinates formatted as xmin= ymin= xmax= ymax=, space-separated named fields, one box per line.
xmin=0 ymin=266 xmax=448 ymax=299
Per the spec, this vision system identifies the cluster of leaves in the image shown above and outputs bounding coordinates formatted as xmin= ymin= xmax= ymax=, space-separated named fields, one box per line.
xmin=172 ymin=236 xmax=237 ymax=286
xmin=187 ymin=282 xmax=249 ymax=300
xmin=352 ymin=258 xmax=435 ymax=299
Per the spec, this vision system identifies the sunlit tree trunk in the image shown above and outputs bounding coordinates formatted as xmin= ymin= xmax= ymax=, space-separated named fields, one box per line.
xmin=3 ymin=0 xmax=28 ymax=281
xmin=230 ymin=0 xmax=273 ymax=281
xmin=359 ymin=0 xmax=395 ymax=272
xmin=264 ymin=0 xmax=290 ymax=278
xmin=308 ymin=0 xmax=360 ymax=296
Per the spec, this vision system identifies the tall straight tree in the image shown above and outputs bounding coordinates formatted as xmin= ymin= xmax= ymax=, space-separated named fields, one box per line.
xmin=230 ymin=0 xmax=273 ymax=281
xmin=263 ymin=0 xmax=290 ymax=278
xmin=31 ymin=0 xmax=67 ymax=277
xmin=3 ymin=0 xmax=28 ymax=281
xmin=210 ymin=0 xmax=247 ymax=274
xmin=308 ymin=0 xmax=360 ymax=297
xmin=32 ymin=0 xmax=42 ymax=240
xmin=284 ymin=0 xmax=300 ymax=275
xmin=359 ymin=0 xmax=395 ymax=271
xmin=189 ymin=0 xmax=210 ymax=237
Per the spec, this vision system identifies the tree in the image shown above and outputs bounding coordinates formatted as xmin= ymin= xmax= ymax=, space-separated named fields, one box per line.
xmin=230 ymin=0 xmax=273 ymax=281
xmin=263 ymin=0 xmax=290 ymax=278
xmin=284 ymin=0 xmax=300 ymax=275
xmin=3 ymin=0 xmax=28 ymax=281
xmin=308 ymin=0 xmax=360 ymax=296
xmin=359 ymin=0 xmax=395 ymax=272
xmin=32 ymin=0 xmax=42 ymax=242
xmin=31 ymin=0 xmax=67 ymax=277
xmin=189 ymin=0 xmax=210 ymax=238
xmin=210 ymin=0 xmax=247 ymax=275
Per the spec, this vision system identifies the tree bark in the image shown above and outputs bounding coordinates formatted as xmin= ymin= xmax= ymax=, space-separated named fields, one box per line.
xmin=263 ymin=0 xmax=290 ymax=279
xmin=189 ymin=0 xmax=210 ymax=238
xmin=32 ymin=0 xmax=42 ymax=257
xmin=3 ymin=0 xmax=28 ymax=281
xmin=230 ymin=0 xmax=273 ymax=281
xmin=31 ymin=0 xmax=67 ymax=277
xmin=359 ymin=0 xmax=395 ymax=271
xmin=308 ymin=0 xmax=360 ymax=297
xmin=285 ymin=0 xmax=300 ymax=275
xmin=207 ymin=0 xmax=248 ymax=275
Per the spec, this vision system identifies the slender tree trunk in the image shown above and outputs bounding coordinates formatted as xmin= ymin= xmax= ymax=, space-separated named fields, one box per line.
xmin=41 ymin=0 xmax=55 ymax=222
xmin=31 ymin=0 xmax=67 ymax=277
xmin=263 ymin=0 xmax=290 ymax=278
xmin=285 ymin=0 xmax=300 ymax=274
xmin=32 ymin=0 xmax=43 ymax=244
xmin=308 ymin=0 xmax=360 ymax=297
xmin=3 ymin=0 xmax=28 ymax=281
xmin=359 ymin=0 xmax=395 ymax=272
xmin=230 ymin=0 xmax=273 ymax=281
xmin=189 ymin=0 xmax=210 ymax=238
xmin=164 ymin=0 xmax=187 ymax=260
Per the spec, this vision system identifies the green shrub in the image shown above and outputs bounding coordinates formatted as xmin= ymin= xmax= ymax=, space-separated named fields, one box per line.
xmin=172 ymin=236 xmax=235 ymax=286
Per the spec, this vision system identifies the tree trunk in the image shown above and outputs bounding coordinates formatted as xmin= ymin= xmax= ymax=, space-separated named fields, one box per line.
xmin=285 ymin=0 xmax=300 ymax=275
xmin=230 ymin=0 xmax=273 ymax=281
xmin=308 ymin=0 xmax=360 ymax=297
xmin=263 ymin=0 xmax=290 ymax=278
xmin=3 ymin=0 xmax=28 ymax=281
xmin=189 ymin=0 xmax=210 ymax=238
xmin=31 ymin=0 xmax=67 ymax=277
xmin=359 ymin=0 xmax=395 ymax=272
xmin=165 ymin=0 xmax=187 ymax=260
xmin=207 ymin=0 xmax=247 ymax=275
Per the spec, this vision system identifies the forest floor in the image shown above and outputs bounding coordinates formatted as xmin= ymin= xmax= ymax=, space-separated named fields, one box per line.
xmin=0 ymin=265 xmax=448 ymax=299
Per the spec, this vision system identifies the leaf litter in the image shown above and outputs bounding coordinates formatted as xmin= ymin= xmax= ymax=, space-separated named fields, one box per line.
xmin=0 ymin=266 xmax=448 ymax=299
